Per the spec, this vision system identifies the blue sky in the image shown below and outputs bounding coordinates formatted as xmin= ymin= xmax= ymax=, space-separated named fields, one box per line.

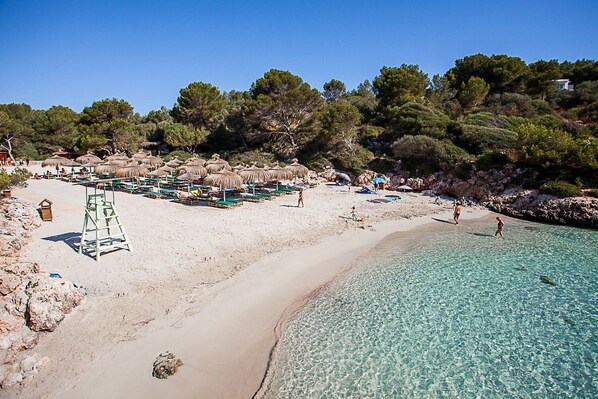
xmin=1 ymin=0 xmax=596 ymax=115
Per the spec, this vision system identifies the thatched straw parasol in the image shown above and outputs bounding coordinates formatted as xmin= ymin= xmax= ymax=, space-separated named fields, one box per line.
xmin=268 ymin=163 xmax=294 ymax=181
xmin=94 ymin=163 xmax=120 ymax=174
xmin=166 ymin=158 xmax=183 ymax=167
xmin=177 ymin=172 xmax=201 ymax=181
xmin=115 ymin=164 xmax=149 ymax=178
xmin=184 ymin=157 xmax=206 ymax=166
xmin=178 ymin=164 xmax=207 ymax=178
xmin=239 ymin=165 xmax=270 ymax=183
xmin=106 ymin=158 xmax=129 ymax=166
xmin=141 ymin=155 xmax=164 ymax=168
xmin=239 ymin=164 xmax=270 ymax=194
xmin=132 ymin=150 xmax=148 ymax=160
xmin=147 ymin=168 xmax=169 ymax=177
xmin=41 ymin=155 xmax=73 ymax=167
xmin=205 ymin=154 xmax=232 ymax=173
xmin=105 ymin=152 xmax=130 ymax=161
xmin=158 ymin=165 xmax=176 ymax=173
xmin=284 ymin=159 xmax=309 ymax=178
xmin=75 ymin=152 xmax=101 ymax=164
xmin=204 ymin=170 xmax=244 ymax=201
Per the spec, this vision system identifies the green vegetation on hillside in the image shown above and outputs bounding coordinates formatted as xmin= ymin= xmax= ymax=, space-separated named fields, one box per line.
xmin=1 ymin=55 xmax=596 ymax=185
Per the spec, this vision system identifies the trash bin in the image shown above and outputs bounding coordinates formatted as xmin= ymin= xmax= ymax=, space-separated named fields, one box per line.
xmin=39 ymin=199 xmax=53 ymax=222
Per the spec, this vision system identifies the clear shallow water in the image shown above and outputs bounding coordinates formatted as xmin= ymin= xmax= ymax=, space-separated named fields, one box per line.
xmin=264 ymin=220 xmax=598 ymax=399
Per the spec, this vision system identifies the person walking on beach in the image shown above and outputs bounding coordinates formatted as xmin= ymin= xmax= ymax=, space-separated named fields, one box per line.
xmin=495 ymin=217 xmax=504 ymax=237
xmin=297 ymin=188 xmax=304 ymax=208
xmin=453 ymin=202 xmax=462 ymax=224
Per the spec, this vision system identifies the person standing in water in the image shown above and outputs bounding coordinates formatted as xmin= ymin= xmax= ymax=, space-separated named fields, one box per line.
xmin=495 ymin=217 xmax=504 ymax=237
xmin=453 ymin=202 xmax=462 ymax=224
xmin=297 ymin=188 xmax=304 ymax=208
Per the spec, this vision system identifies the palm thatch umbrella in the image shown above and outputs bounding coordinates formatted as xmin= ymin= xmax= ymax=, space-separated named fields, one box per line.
xmin=131 ymin=150 xmax=148 ymax=160
xmin=239 ymin=164 xmax=270 ymax=194
xmin=205 ymin=154 xmax=232 ymax=173
xmin=147 ymin=168 xmax=169 ymax=177
xmin=177 ymin=172 xmax=201 ymax=181
xmin=204 ymin=170 xmax=243 ymax=201
xmin=41 ymin=155 xmax=73 ymax=167
xmin=284 ymin=159 xmax=309 ymax=178
xmin=239 ymin=165 xmax=270 ymax=183
xmin=184 ymin=157 xmax=206 ymax=166
xmin=158 ymin=165 xmax=176 ymax=173
xmin=115 ymin=164 xmax=149 ymax=178
xmin=178 ymin=164 xmax=207 ymax=178
xmin=75 ymin=152 xmax=102 ymax=164
xmin=94 ymin=163 xmax=120 ymax=175
xmin=106 ymin=158 xmax=129 ymax=166
xmin=166 ymin=158 xmax=183 ymax=167
xmin=105 ymin=152 xmax=130 ymax=161
xmin=268 ymin=163 xmax=294 ymax=189
xmin=52 ymin=148 xmax=70 ymax=157
xmin=141 ymin=155 xmax=164 ymax=168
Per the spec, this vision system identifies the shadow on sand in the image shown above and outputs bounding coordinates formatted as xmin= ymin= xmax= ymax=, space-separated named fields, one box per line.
xmin=42 ymin=232 xmax=81 ymax=252
xmin=469 ymin=232 xmax=495 ymax=238
xmin=431 ymin=217 xmax=455 ymax=225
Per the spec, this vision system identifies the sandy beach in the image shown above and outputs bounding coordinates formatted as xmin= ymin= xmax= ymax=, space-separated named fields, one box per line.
xmin=5 ymin=165 xmax=492 ymax=398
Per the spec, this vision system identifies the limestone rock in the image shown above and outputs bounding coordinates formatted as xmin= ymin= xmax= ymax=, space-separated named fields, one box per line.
xmin=25 ymin=276 xmax=85 ymax=332
xmin=152 ymin=351 xmax=183 ymax=379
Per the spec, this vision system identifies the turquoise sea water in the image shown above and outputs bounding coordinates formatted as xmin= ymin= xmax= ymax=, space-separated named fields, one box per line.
xmin=264 ymin=219 xmax=598 ymax=398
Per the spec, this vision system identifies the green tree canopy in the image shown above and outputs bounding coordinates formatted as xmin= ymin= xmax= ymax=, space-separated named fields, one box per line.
xmin=373 ymin=65 xmax=429 ymax=108
xmin=527 ymin=60 xmax=561 ymax=100
xmin=457 ymin=77 xmax=490 ymax=109
xmin=322 ymin=79 xmax=347 ymax=103
xmin=78 ymin=98 xmax=138 ymax=154
xmin=245 ymin=69 xmax=322 ymax=156
xmin=163 ymin=123 xmax=208 ymax=153
xmin=31 ymin=106 xmax=79 ymax=155
xmin=171 ymin=82 xmax=225 ymax=130
xmin=447 ymin=54 xmax=529 ymax=94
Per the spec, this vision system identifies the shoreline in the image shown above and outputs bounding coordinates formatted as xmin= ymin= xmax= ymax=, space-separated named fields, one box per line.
xmin=5 ymin=169 xmax=492 ymax=398
xmin=50 ymin=210 xmax=491 ymax=399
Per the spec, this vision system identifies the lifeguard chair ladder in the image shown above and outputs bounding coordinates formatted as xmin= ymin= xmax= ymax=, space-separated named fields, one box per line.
xmin=79 ymin=187 xmax=132 ymax=261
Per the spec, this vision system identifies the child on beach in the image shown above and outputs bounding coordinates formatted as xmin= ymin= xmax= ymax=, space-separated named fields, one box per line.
xmin=297 ymin=188 xmax=304 ymax=208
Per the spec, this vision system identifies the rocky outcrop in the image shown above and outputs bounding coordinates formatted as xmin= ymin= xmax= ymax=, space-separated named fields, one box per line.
xmin=0 ymin=198 xmax=85 ymax=388
xmin=152 ymin=352 xmax=183 ymax=379
xmin=25 ymin=276 xmax=85 ymax=332
xmin=486 ymin=190 xmax=598 ymax=228
xmin=427 ymin=166 xmax=597 ymax=228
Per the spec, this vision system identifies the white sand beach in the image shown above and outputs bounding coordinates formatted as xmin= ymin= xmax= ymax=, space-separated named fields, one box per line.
xmin=6 ymin=165 xmax=492 ymax=398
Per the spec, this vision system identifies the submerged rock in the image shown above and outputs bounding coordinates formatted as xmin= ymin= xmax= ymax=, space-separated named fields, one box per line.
xmin=540 ymin=275 xmax=557 ymax=286
xmin=152 ymin=352 xmax=183 ymax=379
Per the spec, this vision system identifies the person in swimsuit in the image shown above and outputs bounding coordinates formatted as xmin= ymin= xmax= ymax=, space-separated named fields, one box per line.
xmin=453 ymin=203 xmax=462 ymax=224
xmin=495 ymin=217 xmax=504 ymax=237
xmin=298 ymin=188 xmax=304 ymax=208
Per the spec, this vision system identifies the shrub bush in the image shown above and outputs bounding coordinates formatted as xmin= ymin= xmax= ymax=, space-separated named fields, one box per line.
xmin=0 ymin=167 xmax=31 ymax=191
xmin=588 ymin=189 xmax=598 ymax=198
xmin=476 ymin=151 xmax=511 ymax=171
xmin=458 ymin=124 xmax=518 ymax=154
xmin=540 ymin=181 xmax=581 ymax=198
xmin=392 ymin=135 xmax=470 ymax=176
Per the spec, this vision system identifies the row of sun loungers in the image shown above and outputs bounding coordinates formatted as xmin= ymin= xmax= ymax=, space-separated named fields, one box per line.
xmin=71 ymin=175 xmax=302 ymax=209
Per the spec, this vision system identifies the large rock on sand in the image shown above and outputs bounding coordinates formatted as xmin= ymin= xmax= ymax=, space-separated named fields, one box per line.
xmin=25 ymin=276 xmax=85 ymax=332
xmin=152 ymin=352 xmax=183 ymax=379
